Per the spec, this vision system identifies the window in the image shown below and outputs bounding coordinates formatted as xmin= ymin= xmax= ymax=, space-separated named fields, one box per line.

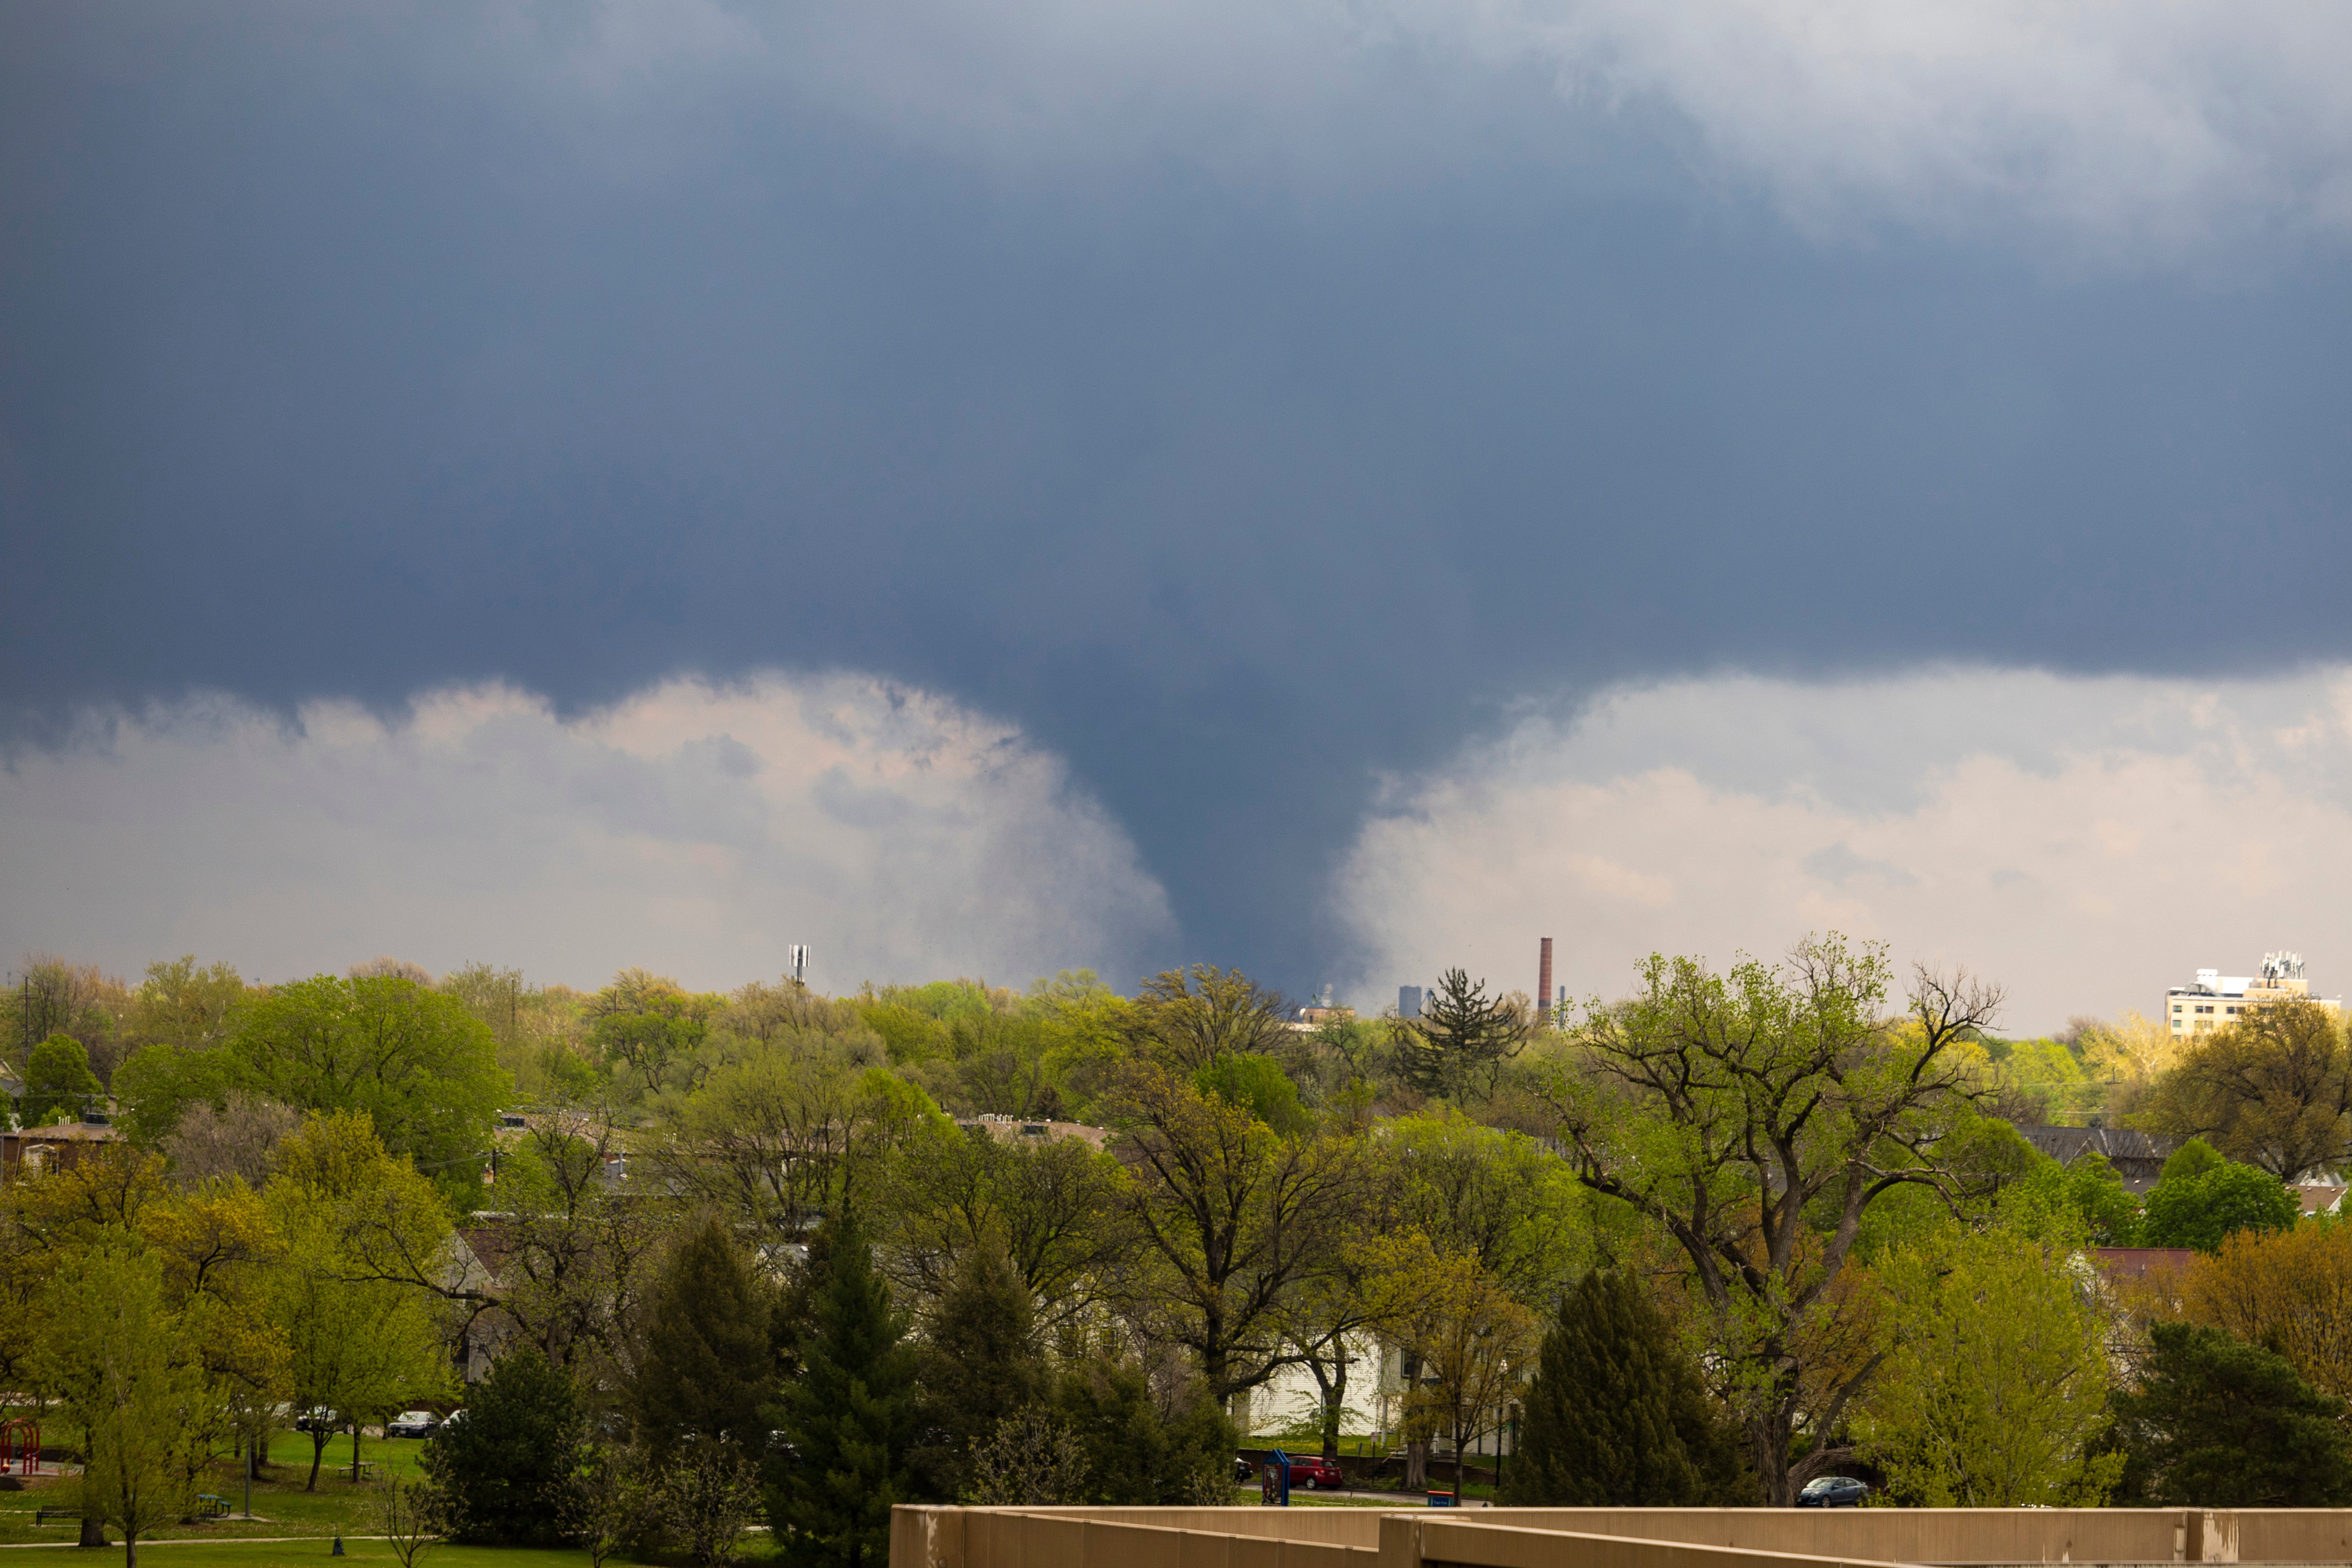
xmin=2173 ymin=1004 xmax=2184 ymax=1013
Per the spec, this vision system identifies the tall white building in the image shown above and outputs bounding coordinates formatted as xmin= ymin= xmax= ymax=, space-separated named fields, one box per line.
xmin=2165 ymin=951 xmax=2341 ymax=1038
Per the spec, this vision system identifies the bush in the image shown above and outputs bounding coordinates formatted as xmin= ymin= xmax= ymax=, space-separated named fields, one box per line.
xmin=421 ymin=1350 xmax=585 ymax=1545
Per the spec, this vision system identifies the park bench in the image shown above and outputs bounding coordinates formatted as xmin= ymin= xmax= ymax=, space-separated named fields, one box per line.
xmin=34 ymin=1507 xmax=79 ymax=1524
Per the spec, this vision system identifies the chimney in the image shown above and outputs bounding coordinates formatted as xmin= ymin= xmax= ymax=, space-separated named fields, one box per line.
xmin=1537 ymin=937 xmax=1554 ymax=1028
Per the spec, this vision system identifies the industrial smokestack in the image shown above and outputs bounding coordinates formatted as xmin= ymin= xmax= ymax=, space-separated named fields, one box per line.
xmin=1537 ymin=937 xmax=1553 ymax=1029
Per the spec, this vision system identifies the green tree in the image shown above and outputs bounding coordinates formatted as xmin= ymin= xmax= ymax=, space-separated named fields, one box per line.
xmin=108 ymin=1042 xmax=244 ymax=1147
xmin=909 ymin=1240 xmax=1044 ymax=1499
xmin=1395 ymin=1250 xmax=1538 ymax=1498
xmin=1132 ymin=966 xmax=1291 ymax=1072
xmin=2108 ymin=1322 xmax=2352 ymax=1505
xmin=631 ymin=1211 xmax=778 ymax=1451
xmin=36 ymin=1242 xmax=227 ymax=1568
xmin=1385 ymin=1110 xmax=1590 ymax=1305
xmin=873 ymin=1122 xmax=1125 ymax=1339
xmin=2051 ymin=1151 xmax=2143 ymax=1246
xmin=423 ymin=1348 xmax=588 ymax=1544
xmin=130 ymin=957 xmax=249 ymax=1053
xmin=1392 ymin=969 xmax=1529 ymax=1100
xmin=1546 ymin=936 xmax=2001 ymax=1504
xmin=1101 ymin=1062 xmax=1363 ymax=1402
xmin=1503 ymin=1269 xmax=1753 ymax=1506
xmin=4 ymin=958 xmax=132 ymax=1080
xmin=1050 ymin=1356 xmax=1232 ymax=1505
xmin=2138 ymin=1000 xmax=2352 ymax=1180
xmin=2139 ymin=1140 xmax=2299 ymax=1251
xmin=1861 ymin=1224 xmax=2121 ymax=1506
xmin=588 ymin=969 xmax=711 ymax=1097
xmin=655 ymin=1054 xmax=944 ymax=1242
xmin=1192 ymin=1053 xmax=1309 ymax=1136
xmin=768 ymin=1210 xmax=916 ymax=1568
xmin=262 ymin=1112 xmax=451 ymax=1488
xmin=232 ymin=974 xmax=511 ymax=1192
xmin=20 ymin=1034 xmax=103 ymax=1126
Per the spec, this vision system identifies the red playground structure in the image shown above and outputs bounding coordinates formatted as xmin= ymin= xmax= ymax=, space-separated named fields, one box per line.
xmin=0 ymin=1420 xmax=39 ymax=1476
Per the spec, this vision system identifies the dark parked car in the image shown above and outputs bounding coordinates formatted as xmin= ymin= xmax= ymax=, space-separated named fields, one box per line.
xmin=1235 ymin=1455 xmax=1256 ymax=1483
xmin=1288 ymin=1454 xmax=1346 ymax=1490
xmin=385 ymin=1410 xmax=441 ymax=1440
xmin=1796 ymin=1475 xmax=1868 ymax=1508
xmin=293 ymin=1406 xmax=341 ymax=1434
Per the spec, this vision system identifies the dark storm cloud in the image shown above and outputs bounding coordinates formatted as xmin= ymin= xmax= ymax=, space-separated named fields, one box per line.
xmin=7 ymin=3 xmax=2352 ymax=989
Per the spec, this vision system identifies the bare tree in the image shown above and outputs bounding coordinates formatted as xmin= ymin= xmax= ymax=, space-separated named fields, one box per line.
xmin=1546 ymin=935 xmax=2003 ymax=1504
xmin=348 ymin=956 xmax=436 ymax=985
xmin=162 ymin=1095 xmax=300 ymax=1188
xmin=376 ymin=1474 xmax=441 ymax=1568
xmin=348 ymin=1110 xmax=665 ymax=1385
xmin=656 ymin=1439 xmax=762 ymax=1568
xmin=563 ymin=1443 xmax=653 ymax=1568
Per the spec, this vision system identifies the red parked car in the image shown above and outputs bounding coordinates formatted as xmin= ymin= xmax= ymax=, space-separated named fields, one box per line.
xmin=1288 ymin=1454 xmax=1346 ymax=1490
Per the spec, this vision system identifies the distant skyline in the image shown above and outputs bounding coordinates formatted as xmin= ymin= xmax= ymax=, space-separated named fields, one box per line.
xmin=7 ymin=4 xmax=2352 ymax=1024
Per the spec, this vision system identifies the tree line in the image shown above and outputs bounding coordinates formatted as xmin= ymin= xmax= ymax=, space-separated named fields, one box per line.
xmin=9 ymin=935 xmax=2352 ymax=1563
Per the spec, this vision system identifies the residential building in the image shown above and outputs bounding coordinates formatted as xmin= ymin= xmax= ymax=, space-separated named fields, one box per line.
xmin=2165 ymin=951 xmax=2342 ymax=1039
xmin=0 ymin=1122 xmax=122 ymax=1184
xmin=2015 ymin=1124 xmax=2178 ymax=1195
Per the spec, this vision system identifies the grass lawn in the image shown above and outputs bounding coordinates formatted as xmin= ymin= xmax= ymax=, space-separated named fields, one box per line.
xmin=0 ymin=1430 xmax=437 ymax=1546
xmin=2 ymin=1548 xmax=589 ymax=1568
xmin=0 ymin=1539 xmax=790 ymax=1568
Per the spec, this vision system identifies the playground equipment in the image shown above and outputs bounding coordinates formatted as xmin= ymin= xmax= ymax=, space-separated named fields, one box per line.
xmin=0 ymin=1419 xmax=40 ymax=1475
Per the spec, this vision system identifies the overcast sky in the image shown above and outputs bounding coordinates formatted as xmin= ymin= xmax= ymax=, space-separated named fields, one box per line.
xmin=6 ymin=3 xmax=2352 ymax=1025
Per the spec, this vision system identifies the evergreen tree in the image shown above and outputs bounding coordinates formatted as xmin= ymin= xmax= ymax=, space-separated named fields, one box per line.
xmin=768 ymin=1210 xmax=916 ymax=1568
xmin=1392 ymin=970 xmax=1527 ymax=1100
xmin=2107 ymin=1322 xmax=2352 ymax=1505
xmin=1051 ymin=1355 xmax=1232 ymax=1505
xmin=1502 ymin=1270 xmax=1756 ymax=1506
xmin=632 ymin=1211 xmax=778 ymax=1452
xmin=423 ymin=1349 xmax=586 ymax=1545
xmin=909 ymin=1241 xmax=1044 ymax=1499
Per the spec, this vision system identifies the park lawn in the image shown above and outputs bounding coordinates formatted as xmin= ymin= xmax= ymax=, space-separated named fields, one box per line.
xmin=0 ymin=1545 xmax=595 ymax=1568
xmin=51 ymin=1541 xmax=788 ymax=1568
xmin=0 ymin=1432 xmax=436 ymax=1546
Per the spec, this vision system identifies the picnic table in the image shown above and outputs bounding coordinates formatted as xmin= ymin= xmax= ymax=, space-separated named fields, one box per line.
xmin=194 ymin=1495 xmax=231 ymax=1518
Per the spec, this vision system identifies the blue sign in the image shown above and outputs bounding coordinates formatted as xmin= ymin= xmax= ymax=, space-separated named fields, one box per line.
xmin=1260 ymin=1450 xmax=1291 ymax=1506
